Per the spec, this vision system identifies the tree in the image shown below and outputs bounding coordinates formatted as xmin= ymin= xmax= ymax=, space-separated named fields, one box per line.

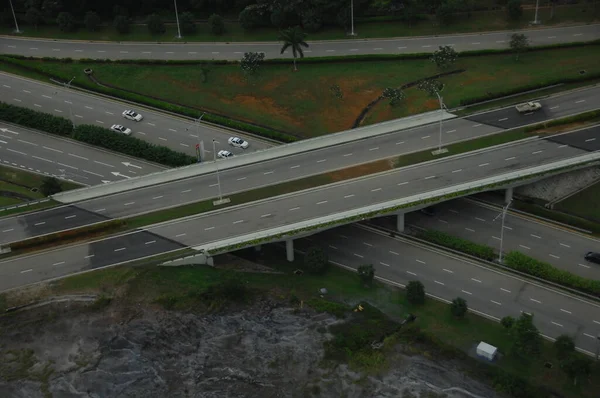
xmin=450 ymin=297 xmax=468 ymax=318
xmin=113 ymin=15 xmax=129 ymax=34
xmin=240 ymin=51 xmax=265 ymax=76
xmin=357 ymin=264 xmax=375 ymax=286
xmin=382 ymin=87 xmax=405 ymax=106
xmin=500 ymin=316 xmax=515 ymax=329
xmin=56 ymin=11 xmax=75 ymax=32
xmin=406 ymin=280 xmax=425 ymax=305
xmin=84 ymin=11 xmax=101 ymax=32
xmin=436 ymin=0 xmax=458 ymax=25
xmin=40 ymin=177 xmax=62 ymax=196
xmin=279 ymin=26 xmax=309 ymax=72
xmin=300 ymin=8 xmax=323 ymax=33
xmin=561 ymin=354 xmax=592 ymax=386
xmin=509 ymin=33 xmax=529 ymax=61
xmin=510 ymin=313 xmax=542 ymax=359
xmin=507 ymin=0 xmax=523 ymax=21
xmin=239 ymin=4 xmax=270 ymax=30
xmin=418 ymin=79 xmax=444 ymax=98
xmin=41 ymin=0 xmax=62 ymax=18
xmin=25 ymin=8 xmax=43 ymax=30
xmin=112 ymin=5 xmax=128 ymax=18
xmin=554 ymin=334 xmax=576 ymax=360
xmin=209 ymin=13 xmax=225 ymax=35
xmin=430 ymin=45 xmax=458 ymax=69
xmin=147 ymin=14 xmax=165 ymax=35
xmin=179 ymin=12 xmax=196 ymax=35
xmin=304 ymin=246 xmax=329 ymax=274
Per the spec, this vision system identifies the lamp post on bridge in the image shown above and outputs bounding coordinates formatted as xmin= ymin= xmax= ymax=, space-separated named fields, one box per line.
xmin=494 ymin=199 xmax=513 ymax=264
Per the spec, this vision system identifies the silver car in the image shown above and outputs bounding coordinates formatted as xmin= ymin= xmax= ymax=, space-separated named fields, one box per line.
xmin=111 ymin=124 xmax=132 ymax=135
xmin=122 ymin=110 xmax=143 ymax=121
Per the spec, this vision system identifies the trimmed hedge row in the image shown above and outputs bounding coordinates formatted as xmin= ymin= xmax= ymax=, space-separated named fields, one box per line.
xmin=73 ymin=125 xmax=196 ymax=167
xmin=459 ymin=70 xmax=600 ymax=106
xmin=10 ymin=219 xmax=125 ymax=251
xmin=524 ymin=109 xmax=600 ymax=132
xmin=504 ymin=251 xmax=600 ymax=298
xmin=0 ymin=102 xmax=195 ymax=167
xmin=0 ymin=102 xmax=72 ymax=136
xmin=416 ymin=229 xmax=496 ymax=261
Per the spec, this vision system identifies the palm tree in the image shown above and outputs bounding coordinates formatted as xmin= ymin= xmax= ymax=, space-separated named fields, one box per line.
xmin=279 ymin=26 xmax=309 ymax=71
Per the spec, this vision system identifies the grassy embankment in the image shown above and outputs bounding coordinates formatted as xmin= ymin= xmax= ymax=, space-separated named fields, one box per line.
xmin=1 ymin=4 xmax=597 ymax=42
xmin=2 ymin=243 xmax=597 ymax=398
xmin=3 ymin=46 xmax=599 ymax=138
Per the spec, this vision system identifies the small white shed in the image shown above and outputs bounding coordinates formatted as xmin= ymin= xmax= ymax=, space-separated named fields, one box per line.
xmin=476 ymin=341 xmax=498 ymax=361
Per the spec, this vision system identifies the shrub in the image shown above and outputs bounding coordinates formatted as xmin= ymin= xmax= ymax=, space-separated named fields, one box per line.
xmin=179 ymin=12 xmax=196 ymax=35
xmin=40 ymin=177 xmax=62 ymax=196
xmin=304 ymin=246 xmax=329 ymax=274
xmin=357 ymin=264 xmax=375 ymax=286
xmin=507 ymin=0 xmax=523 ymax=21
xmin=113 ymin=15 xmax=130 ymax=34
xmin=500 ymin=316 xmax=515 ymax=329
xmin=450 ymin=297 xmax=468 ymax=318
xmin=503 ymin=251 xmax=600 ymax=297
xmin=240 ymin=51 xmax=265 ymax=76
xmin=416 ymin=230 xmax=495 ymax=261
xmin=202 ymin=276 xmax=251 ymax=302
xmin=208 ymin=14 xmax=225 ymax=35
xmin=84 ymin=11 xmax=101 ymax=32
xmin=554 ymin=334 xmax=575 ymax=360
xmin=430 ymin=45 xmax=458 ymax=69
xmin=146 ymin=14 xmax=165 ymax=35
xmin=56 ymin=11 xmax=76 ymax=32
xmin=406 ymin=280 xmax=425 ymax=305
xmin=0 ymin=102 xmax=72 ymax=136
xmin=72 ymin=124 xmax=195 ymax=167
xmin=306 ymin=298 xmax=349 ymax=318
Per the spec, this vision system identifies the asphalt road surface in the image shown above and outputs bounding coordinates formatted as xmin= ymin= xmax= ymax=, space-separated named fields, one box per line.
xmin=0 ymin=72 xmax=273 ymax=156
xmin=0 ymin=123 xmax=166 ymax=186
xmin=370 ymin=198 xmax=600 ymax=280
xmin=0 ymin=229 xmax=185 ymax=292
xmin=546 ymin=124 xmax=600 ymax=151
xmin=2 ymin=24 xmax=599 ymax=60
xmin=294 ymin=224 xmax=600 ymax=355
xmin=0 ymin=122 xmax=594 ymax=244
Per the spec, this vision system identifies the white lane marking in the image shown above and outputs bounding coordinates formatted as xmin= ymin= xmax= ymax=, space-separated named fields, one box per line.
xmin=263 ymin=171 xmax=274 ymax=175
xmin=552 ymin=321 xmax=563 ymax=327
xmin=290 ymin=165 xmax=300 ymax=169
xmin=475 ymin=217 xmax=485 ymax=222
xmin=550 ymin=105 xmax=559 ymax=110
xmin=380 ymin=262 xmax=390 ymax=267
xmin=2 ymin=85 xmax=10 ymax=88
xmin=64 ymin=215 xmax=76 ymax=219
xmin=579 ymin=263 xmax=590 ymax=269
xmin=353 ymin=253 xmax=363 ymax=258
xmin=503 ymin=226 xmax=512 ymax=230
xmin=85 ymin=106 xmax=93 ymax=109
xmin=472 ymin=124 xmax=482 ymax=127
xmin=371 ymin=188 xmax=382 ymax=192
xmin=261 ymin=213 xmax=271 ymax=218
xmin=549 ymin=254 xmax=560 ymax=259
xmin=363 ymin=242 xmax=373 ymax=247
xmin=181 ymin=189 xmax=191 ymax=193
xmin=94 ymin=208 xmax=106 ymax=212
xmin=53 ymin=261 xmax=65 ymax=266
xmin=495 ymin=40 xmax=505 ymax=43
xmin=422 ymin=45 xmax=431 ymax=48
xmin=43 ymin=146 xmax=62 ymax=153
xmin=7 ymin=148 xmax=26 ymax=156
xmin=344 ymin=194 xmax=355 ymax=198
xmin=54 ymin=108 xmax=64 ymax=112
xmin=471 ymin=42 xmax=480 ymax=45
xmin=491 ymin=300 xmax=502 ymax=305
xmin=237 ymin=177 xmax=246 ymax=181
xmin=530 ymin=298 xmax=542 ymax=304
xmin=498 ymin=118 xmax=508 ymax=121
xmin=520 ymin=244 xmax=531 ymax=250
xmin=398 ymin=46 xmax=407 ymax=49
xmin=21 ymin=269 xmax=33 ymax=274
xmin=559 ymin=243 xmax=570 ymax=248
xmin=505 ymin=156 xmax=516 ymax=161
xmin=317 ymin=159 xmax=327 ymax=163
xmin=421 ymin=135 xmax=430 ymax=139
xmin=166 ymin=52 xmax=174 ymax=54
xmin=349 ymin=49 xmax=359 ymax=51
xmin=95 ymin=120 xmax=104 ymax=124
xmin=69 ymin=153 xmax=88 ymax=160
xmin=42 ymin=95 xmax=52 ymax=99
xmin=152 ymin=196 xmax=163 ymax=200
xmin=573 ymin=33 xmax=583 ymax=36
xmin=416 ymin=259 xmax=426 ymax=264
xmin=57 ymin=162 xmax=77 ymax=170
xmin=398 ymin=182 xmax=408 ymax=186
xmin=316 ymin=200 xmax=328 ymax=205
xmin=438 ymin=219 xmax=448 ymax=224
xmin=114 ymin=247 xmax=126 ymax=252
xmin=329 ymin=245 xmax=337 ymax=249
xmin=175 ymin=233 xmax=186 ymax=237
xmin=339 ymin=235 xmax=348 ymax=239
xmin=434 ymin=280 xmax=444 ymax=285
xmin=425 ymin=176 xmax=435 ymax=180
xmin=560 ymin=309 xmax=572 ymax=314
xmin=326 ymin=49 xmax=335 ymax=52
xmin=492 ymin=235 xmax=501 ymax=240
xmin=584 ymin=333 xmax=595 ymax=338
xmin=452 ymin=169 xmax=462 ymax=173
xmin=585 ymin=138 xmax=596 ymax=142
xmin=442 ymin=268 xmax=453 ymax=274
xmin=531 ymin=234 xmax=541 ymax=239
xmin=396 ymin=141 xmax=405 ymax=145
xmin=23 ymin=90 xmax=31 ymax=93
xmin=462 ymin=290 xmax=472 ymax=295
xmin=204 ymin=227 xmax=214 ymax=231
xmin=389 ymin=251 xmax=399 ymax=255
xmin=159 ymin=137 xmax=167 ymax=141
xmin=369 ymin=147 xmax=379 ymax=151
xmin=575 ymin=100 xmax=586 ymax=103
xmin=169 ymin=128 xmax=177 ymax=132
xmin=142 ymin=51 xmax=152 ymax=54
xmin=479 ymin=163 xmax=489 ymax=167
xmin=289 ymin=207 xmax=300 ymax=211
xmin=446 ymin=129 xmax=456 ymax=133
xmin=97 ymin=50 xmax=105 ymax=53
xmin=75 ymin=114 xmax=83 ymax=118
xmin=34 ymin=222 xmax=45 ymax=226
xmin=373 ymin=48 xmax=383 ymax=50
xmin=2 ymin=229 xmax=14 ymax=232
xmin=211 ymin=52 xmax=220 ymax=54
xmin=471 ymin=278 xmax=481 ymax=283
xmin=32 ymin=155 xmax=51 ymax=163
xmin=449 ymin=209 xmax=458 ymax=214
xmin=34 ymin=104 xmax=42 ymax=107
xmin=465 ymin=228 xmax=475 ymax=232
xmin=548 ymin=36 xmax=556 ymax=39
xmin=532 ymin=150 xmax=543 ymax=155
xmin=13 ymin=98 xmax=21 ymax=102
xmin=105 ymin=111 xmax=114 ymax=115
xmin=594 ymin=320 xmax=600 ymax=325
xmin=147 ymin=122 xmax=155 ymax=126
xmin=343 ymin=153 xmax=353 ymax=157
xmin=407 ymin=271 xmax=417 ymax=276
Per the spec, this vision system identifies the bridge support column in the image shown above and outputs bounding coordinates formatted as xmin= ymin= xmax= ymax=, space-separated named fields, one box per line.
xmin=206 ymin=256 xmax=214 ymax=267
xmin=397 ymin=213 xmax=405 ymax=233
xmin=286 ymin=239 xmax=294 ymax=262
xmin=254 ymin=245 xmax=262 ymax=252
xmin=505 ymin=187 xmax=513 ymax=204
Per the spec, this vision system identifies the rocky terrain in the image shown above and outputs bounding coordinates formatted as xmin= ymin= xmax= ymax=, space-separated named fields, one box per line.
xmin=0 ymin=299 xmax=500 ymax=398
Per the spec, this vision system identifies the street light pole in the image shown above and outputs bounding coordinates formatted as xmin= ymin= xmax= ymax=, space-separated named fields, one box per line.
xmin=431 ymin=91 xmax=448 ymax=155
xmin=174 ymin=0 xmax=182 ymax=39
xmin=64 ymin=76 xmax=75 ymax=128
xmin=496 ymin=199 xmax=512 ymax=264
xmin=212 ymin=139 xmax=230 ymax=206
xmin=532 ymin=0 xmax=540 ymax=25
xmin=8 ymin=0 xmax=21 ymax=33
xmin=349 ymin=0 xmax=356 ymax=36
xmin=196 ymin=113 xmax=204 ymax=163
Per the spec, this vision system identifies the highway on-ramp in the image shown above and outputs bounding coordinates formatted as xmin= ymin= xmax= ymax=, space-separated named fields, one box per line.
xmin=0 ymin=123 xmax=166 ymax=186
xmin=0 ymin=72 xmax=273 ymax=156
xmin=2 ymin=24 xmax=599 ymax=60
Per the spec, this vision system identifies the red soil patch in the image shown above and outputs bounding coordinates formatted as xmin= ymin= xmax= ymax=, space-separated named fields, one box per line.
xmin=328 ymin=159 xmax=394 ymax=182
xmin=261 ymin=75 xmax=290 ymax=91
xmin=230 ymin=94 xmax=303 ymax=128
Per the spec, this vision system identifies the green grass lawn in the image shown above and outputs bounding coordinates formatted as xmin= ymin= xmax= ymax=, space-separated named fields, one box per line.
xmin=31 ymin=243 xmax=599 ymax=397
xmin=555 ymin=180 xmax=600 ymax=223
xmin=9 ymin=45 xmax=599 ymax=138
xmin=2 ymin=5 xmax=597 ymax=42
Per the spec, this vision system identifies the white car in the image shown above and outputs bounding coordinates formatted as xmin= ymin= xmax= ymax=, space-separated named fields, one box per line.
xmin=228 ymin=136 xmax=249 ymax=149
xmin=111 ymin=124 xmax=132 ymax=135
xmin=122 ymin=110 xmax=143 ymax=121
xmin=217 ymin=150 xmax=234 ymax=159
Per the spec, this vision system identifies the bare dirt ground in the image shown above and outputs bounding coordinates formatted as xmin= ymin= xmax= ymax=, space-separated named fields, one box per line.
xmin=0 ymin=296 xmax=500 ymax=398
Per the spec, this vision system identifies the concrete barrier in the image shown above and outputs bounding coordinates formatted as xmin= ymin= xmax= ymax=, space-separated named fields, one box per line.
xmin=190 ymin=152 xmax=600 ymax=254
xmin=52 ymin=110 xmax=455 ymax=204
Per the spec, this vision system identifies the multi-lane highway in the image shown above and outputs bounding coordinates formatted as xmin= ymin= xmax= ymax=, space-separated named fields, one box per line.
xmin=295 ymin=224 xmax=600 ymax=354
xmin=371 ymin=198 xmax=600 ymax=279
xmin=2 ymin=24 xmax=599 ymax=60
xmin=0 ymin=123 xmax=166 ymax=185
xmin=0 ymin=73 xmax=272 ymax=155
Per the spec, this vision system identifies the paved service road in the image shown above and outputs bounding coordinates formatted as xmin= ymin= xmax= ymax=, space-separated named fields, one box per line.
xmin=0 ymin=123 xmax=166 ymax=186
xmin=370 ymin=198 xmax=600 ymax=280
xmin=0 ymin=230 xmax=185 ymax=292
xmin=2 ymin=25 xmax=599 ymax=60
xmin=0 ymin=123 xmax=594 ymax=244
xmin=0 ymin=72 xmax=273 ymax=155
xmin=294 ymin=224 xmax=600 ymax=355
